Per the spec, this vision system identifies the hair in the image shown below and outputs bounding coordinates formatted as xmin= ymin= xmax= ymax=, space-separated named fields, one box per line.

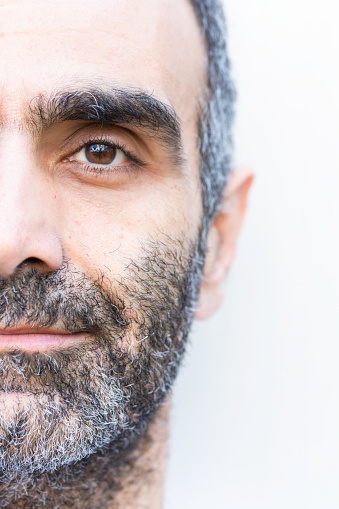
xmin=189 ymin=0 xmax=235 ymax=233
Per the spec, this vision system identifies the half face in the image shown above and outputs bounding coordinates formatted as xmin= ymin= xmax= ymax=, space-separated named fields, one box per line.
xmin=0 ymin=0 xmax=207 ymax=474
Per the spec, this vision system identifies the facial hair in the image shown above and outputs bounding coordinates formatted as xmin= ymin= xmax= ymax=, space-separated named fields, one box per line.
xmin=0 ymin=234 xmax=205 ymax=482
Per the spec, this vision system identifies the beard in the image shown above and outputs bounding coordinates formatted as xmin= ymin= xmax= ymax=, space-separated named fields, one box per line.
xmin=0 ymin=233 xmax=205 ymax=477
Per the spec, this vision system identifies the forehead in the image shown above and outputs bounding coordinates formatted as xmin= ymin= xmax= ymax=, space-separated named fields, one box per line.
xmin=0 ymin=0 xmax=206 ymax=119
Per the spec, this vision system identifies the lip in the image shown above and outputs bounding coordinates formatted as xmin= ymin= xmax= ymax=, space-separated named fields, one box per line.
xmin=0 ymin=326 xmax=87 ymax=350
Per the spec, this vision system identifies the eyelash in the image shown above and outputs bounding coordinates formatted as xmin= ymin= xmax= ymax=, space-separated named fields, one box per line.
xmin=72 ymin=135 xmax=146 ymax=176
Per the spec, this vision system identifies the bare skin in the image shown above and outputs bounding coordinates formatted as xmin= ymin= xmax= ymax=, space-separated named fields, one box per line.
xmin=0 ymin=0 xmax=252 ymax=506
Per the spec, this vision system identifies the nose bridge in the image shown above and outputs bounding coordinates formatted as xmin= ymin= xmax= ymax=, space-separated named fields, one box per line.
xmin=0 ymin=129 xmax=63 ymax=276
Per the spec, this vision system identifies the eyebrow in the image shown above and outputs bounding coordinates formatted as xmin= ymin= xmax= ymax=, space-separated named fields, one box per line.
xmin=28 ymin=87 xmax=184 ymax=165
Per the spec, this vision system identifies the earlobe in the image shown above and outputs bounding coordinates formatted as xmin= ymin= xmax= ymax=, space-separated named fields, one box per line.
xmin=195 ymin=167 xmax=253 ymax=321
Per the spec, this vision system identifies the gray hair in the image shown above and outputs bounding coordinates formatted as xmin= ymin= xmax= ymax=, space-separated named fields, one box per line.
xmin=189 ymin=0 xmax=235 ymax=232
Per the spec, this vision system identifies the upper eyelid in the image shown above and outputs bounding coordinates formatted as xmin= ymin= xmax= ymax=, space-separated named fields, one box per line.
xmin=73 ymin=136 xmax=124 ymax=154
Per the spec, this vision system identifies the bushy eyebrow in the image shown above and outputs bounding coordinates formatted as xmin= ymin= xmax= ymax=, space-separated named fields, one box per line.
xmin=28 ymin=87 xmax=184 ymax=166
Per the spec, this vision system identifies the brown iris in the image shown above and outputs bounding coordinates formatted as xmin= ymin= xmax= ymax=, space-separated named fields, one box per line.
xmin=85 ymin=144 xmax=116 ymax=165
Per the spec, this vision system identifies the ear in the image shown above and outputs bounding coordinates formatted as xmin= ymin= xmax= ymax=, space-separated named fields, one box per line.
xmin=195 ymin=167 xmax=254 ymax=320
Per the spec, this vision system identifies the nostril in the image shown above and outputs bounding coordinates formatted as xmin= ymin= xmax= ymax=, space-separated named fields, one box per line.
xmin=15 ymin=257 xmax=46 ymax=272
xmin=23 ymin=257 xmax=43 ymax=265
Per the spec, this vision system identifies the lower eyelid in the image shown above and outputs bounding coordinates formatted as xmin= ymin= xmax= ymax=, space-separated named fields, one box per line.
xmin=81 ymin=162 xmax=140 ymax=178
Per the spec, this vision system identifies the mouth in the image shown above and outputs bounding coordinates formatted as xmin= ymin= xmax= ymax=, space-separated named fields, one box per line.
xmin=0 ymin=325 xmax=87 ymax=351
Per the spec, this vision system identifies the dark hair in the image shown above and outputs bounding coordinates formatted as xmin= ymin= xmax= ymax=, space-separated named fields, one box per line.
xmin=189 ymin=0 xmax=235 ymax=232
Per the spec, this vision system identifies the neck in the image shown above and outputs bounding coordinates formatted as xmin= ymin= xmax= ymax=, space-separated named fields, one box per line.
xmin=0 ymin=398 xmax=171 ymax=509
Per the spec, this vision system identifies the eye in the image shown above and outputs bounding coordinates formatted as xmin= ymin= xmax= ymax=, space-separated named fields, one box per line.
xmin=75 ymin=143 xmax=127 ymax=166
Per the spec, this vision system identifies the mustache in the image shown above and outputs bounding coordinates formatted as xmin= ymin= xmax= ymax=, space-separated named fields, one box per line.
xmin=0 ymin=236 xmax=204 ymax=480
xmin=0 ymin=262 xmax=129 ymax=335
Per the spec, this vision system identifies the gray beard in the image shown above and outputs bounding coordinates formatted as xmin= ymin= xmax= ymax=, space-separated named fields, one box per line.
xmin=0 ymin=233 xmax=205 ymax=505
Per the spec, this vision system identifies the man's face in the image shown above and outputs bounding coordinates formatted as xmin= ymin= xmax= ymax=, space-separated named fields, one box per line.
xmin=0 ymin=0 xmax=207 ymax=474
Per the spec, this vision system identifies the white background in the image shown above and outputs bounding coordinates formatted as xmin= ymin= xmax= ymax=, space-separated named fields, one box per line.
xmin=165 ymin=1 xmax=339 ymax=507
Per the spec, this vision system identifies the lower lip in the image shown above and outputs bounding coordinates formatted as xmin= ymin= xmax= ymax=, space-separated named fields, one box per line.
xmin=0 ymin=333 xmax=87 ymax=351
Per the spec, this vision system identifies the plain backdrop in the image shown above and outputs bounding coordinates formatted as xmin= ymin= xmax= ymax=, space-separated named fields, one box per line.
xmin=165 ymin=1 xmax=339 ymax=508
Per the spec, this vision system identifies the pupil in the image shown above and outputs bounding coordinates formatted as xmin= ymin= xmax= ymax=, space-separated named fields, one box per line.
xmin=85 ymin=144 xmax=116 ymax=164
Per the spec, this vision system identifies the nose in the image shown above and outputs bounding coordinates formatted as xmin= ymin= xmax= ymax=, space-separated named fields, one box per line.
xmin=0 ymin=135 xmax=63 ymax=277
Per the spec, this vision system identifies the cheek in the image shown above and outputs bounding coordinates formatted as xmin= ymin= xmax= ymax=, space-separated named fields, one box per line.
xmin=56 ymin=175 xmax=202 ymax=276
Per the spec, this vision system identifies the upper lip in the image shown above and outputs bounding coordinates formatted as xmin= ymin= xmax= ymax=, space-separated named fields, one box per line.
xmin=0 ymin=325 xmax=77 ymax=335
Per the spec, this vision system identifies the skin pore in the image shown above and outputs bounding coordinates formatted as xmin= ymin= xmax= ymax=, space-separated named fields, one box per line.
xmin=0 ymin=0 xmax=252 ymax=507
